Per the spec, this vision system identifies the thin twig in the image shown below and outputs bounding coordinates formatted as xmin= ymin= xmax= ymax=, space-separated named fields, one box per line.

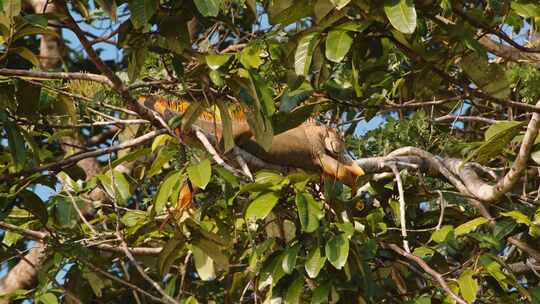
xmin=117 ymin=233 xmax=178 ymax=304
xmin=79 ymin=257 xmax=168 ymax=303
xmin=0 ymin=68 xmax=113 ymax=86
xmin=0 ymin=129 xmax=167 ymax=182
xmin=384 ymin=243 xmax=468 ymax=304
xmin=192 ymin=127 xmax=248 ymax=179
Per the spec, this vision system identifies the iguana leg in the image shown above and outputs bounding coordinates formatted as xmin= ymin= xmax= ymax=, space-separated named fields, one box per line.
xmin=317 ymin=153 xmax=365 ymax=195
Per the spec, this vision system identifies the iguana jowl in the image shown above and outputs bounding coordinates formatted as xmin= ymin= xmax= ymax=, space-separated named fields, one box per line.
xmin=139 ymin=96 xmax=365 ymax=191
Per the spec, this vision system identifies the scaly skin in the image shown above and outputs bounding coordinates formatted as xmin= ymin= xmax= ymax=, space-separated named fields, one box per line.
xmin=138 ymin=96 xmax=365 ymax=188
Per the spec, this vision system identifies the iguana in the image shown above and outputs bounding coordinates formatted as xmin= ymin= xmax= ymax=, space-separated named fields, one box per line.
xmin=138 ymin=96 xmax=365 ymax=208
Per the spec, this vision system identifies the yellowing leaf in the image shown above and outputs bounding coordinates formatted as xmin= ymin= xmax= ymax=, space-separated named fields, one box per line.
xmin=458 ymin=269 xmax=478 ymax=303
xmin=455 ymin=217 xmax=489 ymax=236
xmin=500 ymin=211 xmax=532 ymax=226
xmin=206 ymin=54 xmax=232 ymax=70
xmin=431 ymin=225 xmax=453 ymax=243
xmin=329 ymin=0 xmax=350 ymax=10
xmin=192 ymin=245 xmax=216 ymax=281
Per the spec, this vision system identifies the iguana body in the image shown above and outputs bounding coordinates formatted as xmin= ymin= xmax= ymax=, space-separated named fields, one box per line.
xmin=138 ymin=96 xmax=364 ymax=188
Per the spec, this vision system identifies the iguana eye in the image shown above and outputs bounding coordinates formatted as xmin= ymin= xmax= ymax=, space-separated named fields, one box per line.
xmin=324 ymin=136 xmax=345 ymax=156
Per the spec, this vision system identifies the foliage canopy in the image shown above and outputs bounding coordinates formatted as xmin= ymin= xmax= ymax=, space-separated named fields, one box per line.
xmin=1 ymin=0 xmax=540 ymax=303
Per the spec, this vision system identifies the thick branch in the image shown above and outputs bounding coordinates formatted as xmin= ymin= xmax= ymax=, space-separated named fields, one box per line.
xmin=478 ymin=36 xmax=540 ymax=66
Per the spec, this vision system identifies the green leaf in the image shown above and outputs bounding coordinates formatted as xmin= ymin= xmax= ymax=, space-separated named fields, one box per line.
xmin=458 ymin=269 xmax=478 ymax=303
xmin=384 ymin=0 xmax=417 ymax=34
xmin=192 ymin=245 xmax=216 ymax=281
xmin=336 ymin=222 xmax=354 ymax=239
xmin=314 ymin=0 xmax=333 ymax=22
xmin=187 ymin=159 xmax=212 ymax=189
xmin=311 ymin=282 xmax=330 ymax=304
xmin=485 ymin=121 xmax=525 ymax=141
xmin=244 ymin=106 xmax=274 ymax=151
xmin=9 ymin=46 xmax=39 ymax=67
xmin=206 ymin=54 xmax=232 ymax=70
xmin=127 ymin=47 xmax=147 ymax=82
xmin=36 ymin=292 xmax=58 ymax=304
xmin=250 ymin=72 xmax=276 ymax=116
xmin=282 ymin=243 xmax=300 ymax=274
xmin=284 ymin=273 xmax=304 ymax=304
xmin=155 ymin=171 xmax=183 ymax=213
xmin=329 ymin=0 xmax=350 ymax=10
xmin=148 ymin=146 xmax=176 ymax=177
xmin=259 ymin=253 xmax=287 ymax=290
xmin=532 ymin=287 xmax=540 ymax=304
xmin=455 ymin=217 xmax=489 ymax=236
xmin=159 ymin=236 xmax=185 ymax=275
xmin=4 ymin=121 xmax=26 ymax=171
xmin=215 ymin=99 xmax=234 ymax=152
xmin=83 ymin=268 xmax=112 ymax=298
xmin=479 ymin=255 xmax=509 ymax=290
xmin=462 ymin=53 xmax=511 ymax=99
xmin=128 ymin=0 xmax=157 ymax=29
xmin=268 ymin=0 xmax=313 ymax=25
xmin=17 ymin=190 xmax=47 ymax=224
xmin=325 ymin=233 xmax=349 ymax=269
xmin=245 ymin=192 xmax=280 ymax=220
xmin=121 ymin=210 xmax=146 ymax=227
xmin=255 ymin=170 xmax=285 ymax=186
xmin=414 ymin=295 xmax=431 ymax=304
xmin=325 ymin=30 xmax=353 ymax=63
xmin=98 ymin=171 xmax=133 ymax=205
xmin=467 ymin=120 xmax=524 ymax=164
xmin=113 ymin=171 xmax=132 ymax=203
xmin=295 ymin=192 xmax=324 ymax=233
xmin=413 ymin=246 xmax=435 ymax=258
xmin=194 ymin=0 xmax=220 ymax=17
xmin=3 ymin=0 xmax=21 ymax=19
xmin=111 ymin=147 xmax=151 ymax=168
xmin=305 ymin=246 xmax=326 ymax=278
xmin=295 ymin=32 xmax=320 ymax=76
xmin=238 ymin=44 xmax=264 ymax=69
xmin=493 ymin=218 xmax=518 ymax=240
xmin=53 ymin=197 xmax=78 ymax=228
xmin=191 ymin=238 xmax=229 ymax=271
xmin=511 ymin=1 xmax=540 ymax=17
xmin=152 ymin=134 xmax=175 ymax=152
xmin=431 ymin=225 xmax=454 ymax=243
xmin=181 ymin=296 xmax=199 ymax=304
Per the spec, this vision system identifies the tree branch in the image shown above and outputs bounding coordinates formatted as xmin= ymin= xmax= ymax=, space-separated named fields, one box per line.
xmin=0 ymin=68 xmax=113 ymax=86
xmin=383 ymin=243 xmax=468 ymax=304
xmin=0 ymin=129 xmax=167 ymax=182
